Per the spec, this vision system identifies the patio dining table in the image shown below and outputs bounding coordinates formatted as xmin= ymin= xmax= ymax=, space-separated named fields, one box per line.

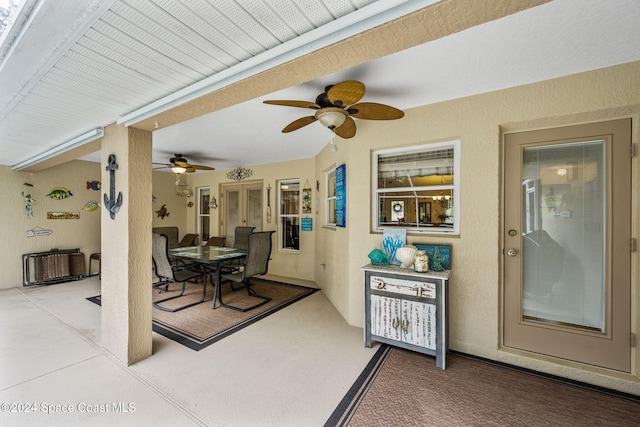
xmin=168 ymin=245 xmax=246 ymax=309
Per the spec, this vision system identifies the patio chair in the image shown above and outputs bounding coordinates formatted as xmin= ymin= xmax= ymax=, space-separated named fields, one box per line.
xmin=152 ymin=233 xmax=208 ymax=312
xmin=233 ymin=226 xmax=255 ymax=250
xmin=222 ymin=226 xmax=255 ymax=280
xmin=205 ymin=236 xmax=227 ymax=247
xmin=179 ymin=233 xmax=199 ymax=247
xmin=217 ymin=231 xmax=274 ymax=312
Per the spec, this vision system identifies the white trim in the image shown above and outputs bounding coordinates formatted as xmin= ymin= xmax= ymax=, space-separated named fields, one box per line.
xmin=12 ymin=127 xmax=104 ymax=170
xmin=197 ymin=186 xmax=210 ymax=243
xmin=371 ymin=139 xmax=461 ymax=234
xmin=278 ymin=178 xmax=300 ymax=252
xmin=325 ymin=168 xmax=337 ymax=227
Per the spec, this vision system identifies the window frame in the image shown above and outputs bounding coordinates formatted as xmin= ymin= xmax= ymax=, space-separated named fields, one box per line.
xmin=277 ymin=178 xmax=300 ymax=252
xmin=371 ymin=140 xmax=461 ymax=235
xmin=197 ymin=186 xmax=210 ymax=243
xmin=325 ymin=167 xmax=337 ymax=227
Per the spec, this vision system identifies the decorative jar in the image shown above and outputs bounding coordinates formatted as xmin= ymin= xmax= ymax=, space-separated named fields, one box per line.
xmin=414 ymin=250 xmax=429 ymax=272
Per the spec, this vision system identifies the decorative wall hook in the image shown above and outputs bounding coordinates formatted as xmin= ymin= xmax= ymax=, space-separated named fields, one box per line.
xmin=302 ymin=180 xmax=312 ymax=214
xmin=266 ymin=184 xmax=271 ymax=223
xmin=104 ymin=154 xmax=123 ymax=220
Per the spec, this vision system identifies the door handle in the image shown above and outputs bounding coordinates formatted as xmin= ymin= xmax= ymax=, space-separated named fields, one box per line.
xmin=507 ymin=248 xmax=518 ymax=257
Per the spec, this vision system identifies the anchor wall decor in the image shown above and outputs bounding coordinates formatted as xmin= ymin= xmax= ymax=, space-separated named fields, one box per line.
xmin=104 ymin=154 xmax=123 ymax=220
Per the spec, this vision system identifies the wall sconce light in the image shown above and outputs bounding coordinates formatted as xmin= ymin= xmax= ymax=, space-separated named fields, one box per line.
xmin=209 ymin=196 xmax=217 ymax=209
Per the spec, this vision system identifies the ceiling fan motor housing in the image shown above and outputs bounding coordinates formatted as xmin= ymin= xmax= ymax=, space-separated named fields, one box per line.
xmin=171 ymin=154 xmax=188 ymax=164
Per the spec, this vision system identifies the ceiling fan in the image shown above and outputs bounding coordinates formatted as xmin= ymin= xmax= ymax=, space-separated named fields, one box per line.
xmin=153 ymin=154 xmax=215 ymax=174
xmin=263 ymin=80 xmax=404 ymax=139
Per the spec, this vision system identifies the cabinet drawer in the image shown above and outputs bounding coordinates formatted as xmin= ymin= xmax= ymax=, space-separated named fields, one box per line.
xmin=370 ymin=275 xmax=436 ymax=299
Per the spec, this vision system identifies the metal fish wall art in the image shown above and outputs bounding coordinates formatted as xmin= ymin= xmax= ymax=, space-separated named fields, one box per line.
xmin=87 ymin=181 xmax=101 ymax=190
xmin=47 ymin=187 xmax=73 ymax=200
xmin=82 ymin=200 xmax=100 ymax=211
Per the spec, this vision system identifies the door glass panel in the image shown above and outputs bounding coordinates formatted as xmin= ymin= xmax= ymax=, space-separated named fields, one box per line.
xmin=226 ymin=189 xmax=239 ymax=245
xmin=246 ymin=188 xmax=262 ymax=231
xmin=521 ymin=140 xmax=605 ymax=332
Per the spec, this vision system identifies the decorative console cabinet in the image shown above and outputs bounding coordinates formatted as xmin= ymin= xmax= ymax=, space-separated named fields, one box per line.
xmin=363 ymin=264 xmax=450 ymax=369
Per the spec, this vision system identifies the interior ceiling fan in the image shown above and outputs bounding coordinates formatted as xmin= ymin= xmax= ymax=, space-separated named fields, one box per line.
xmin=153 ymin=154 xmax=215 ymax=174
xmin=263 ymin=80 xmax=404 ymax=139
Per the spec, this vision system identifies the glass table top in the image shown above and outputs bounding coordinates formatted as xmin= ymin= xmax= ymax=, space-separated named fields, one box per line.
xmin=169 ymin=246 xmax=245 ymax=262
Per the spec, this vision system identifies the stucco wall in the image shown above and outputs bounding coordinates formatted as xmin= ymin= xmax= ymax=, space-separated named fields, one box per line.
xmin=312 ymin=61 xmax=639 ymax=393
xmin=1 ymin=60 xmax=637 ymax=391
xmin=100 ymin=125 xmax=153 ymax=365
xmin=0 ymin=161 xmax=197 ymax=289
xmin=185 ymin=158 xmax=317 ymax=282
xmin=151 ymin=170 xmax=188 ymax=232
xmin=1 ymin=160 xmax=101 ymax=289
xmin=314 ymin=143 xmax=351 ymax=318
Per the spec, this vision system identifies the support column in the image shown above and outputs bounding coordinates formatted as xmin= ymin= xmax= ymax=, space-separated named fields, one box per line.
xmin=100 ymin=123 xmax=153 ymax=365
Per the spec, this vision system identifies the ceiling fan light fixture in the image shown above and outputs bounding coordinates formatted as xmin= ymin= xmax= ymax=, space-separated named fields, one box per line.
xmin=171 ymin=165 xmax=187 ymax=174
xmin=315 ymin=107 xmax=347 ymax=130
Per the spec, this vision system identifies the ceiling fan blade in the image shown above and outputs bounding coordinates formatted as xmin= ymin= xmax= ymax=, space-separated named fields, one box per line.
xmin=348 ymin=102 xmax=404 ymax=120
xmin=190 ymin=164 xmax=215 ymax=170
xmin=333 ymin=116 xmax=356 ymax=139
xmin=162 ymin=156 xmax=215 ymax=172
xmin=263 ymin=100 xmax=320 ymax=109
xmin=327 ymin=80 xmax=365 ymax=107
xmin=282 ymin=116 xmax=317 ymax=133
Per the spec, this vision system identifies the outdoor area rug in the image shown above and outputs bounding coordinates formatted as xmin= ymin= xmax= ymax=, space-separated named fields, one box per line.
xmin=325 ymin=345 xmax=640 ymax=426
xmin=87 ymin=278 xmax=317 ymax=351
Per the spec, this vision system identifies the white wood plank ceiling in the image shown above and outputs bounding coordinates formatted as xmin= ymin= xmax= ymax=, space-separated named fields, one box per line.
xmin=0 ymin=0 xmax=392 ymax=167
xmin=2 ymin=0 xmax=639 ymax=170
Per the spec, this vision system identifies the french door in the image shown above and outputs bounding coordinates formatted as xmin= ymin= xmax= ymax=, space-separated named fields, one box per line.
xmin=503 ymin=119 xmax=632 ymax=372
xmin=220 ymin=181 xmax=262 ymax=246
